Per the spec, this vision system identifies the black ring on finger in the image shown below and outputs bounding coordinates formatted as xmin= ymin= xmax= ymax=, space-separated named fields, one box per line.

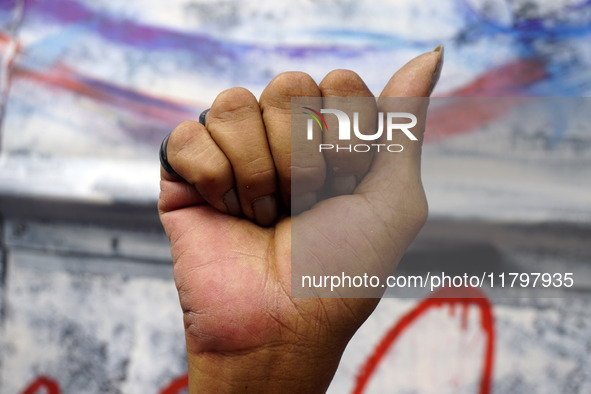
xmin=199 ymin=108 xmax=210 ymax=126
xmin=159 ymin=134 xmax=182 ymax=179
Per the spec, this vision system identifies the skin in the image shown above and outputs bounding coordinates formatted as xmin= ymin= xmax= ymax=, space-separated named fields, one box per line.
xmin=159 ymin=47 xmax=443 ymax=393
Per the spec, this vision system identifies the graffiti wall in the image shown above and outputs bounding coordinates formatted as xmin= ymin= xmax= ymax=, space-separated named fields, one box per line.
xmin=1 ymin=0 xmax=590 ymax=392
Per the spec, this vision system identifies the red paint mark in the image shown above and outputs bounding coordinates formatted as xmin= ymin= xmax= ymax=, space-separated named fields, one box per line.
xmin=425 ymin=58 xmax=548 ymax=143
xmin=4 ymin=28 xmax=549 ymax=144
xmin=19 ymin=373 xmax=190 ymax=394
xmin=425 ymin=97 xmax=525 ymax=142
xmin=18 ymin=290 xmax=492 ymax=394
xmin=0 ymin=32 xmax=21 ymax=107
xmin=11 ymin=65 xmax=198 ymax=126
xmin=159 ymin=374 xmax=189 ymax=394
xmin=353 ymin=287 xmax=495 ymax=394
xmin=448 ymin=59 xmax=548 ymax=97
xmin=0 ymin=32 xmax=13 ymax=44
xmin=0 ymin=31 xmax=203 ymax=128
xmin=20 ymin=376 xmax=60 ymax=394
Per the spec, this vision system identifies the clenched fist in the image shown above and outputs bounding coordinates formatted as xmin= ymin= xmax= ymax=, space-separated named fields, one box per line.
xmin=159 ymin=46 xmax=443 ymax=393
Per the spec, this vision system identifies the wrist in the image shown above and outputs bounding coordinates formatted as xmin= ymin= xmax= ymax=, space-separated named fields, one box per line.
xmin=186 ymin=342 xmax=344 ymax=393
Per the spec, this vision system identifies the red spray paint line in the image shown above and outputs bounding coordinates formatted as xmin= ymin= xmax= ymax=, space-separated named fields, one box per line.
xmin=3 ymin=27 xmax=547 ymax=144
xmin=425 ymin=58 xmax=548 ymax=143
xmin=19 ymin=373 xmax=189 ymax=394
xmin=18 ymin=287 xmax=492 ymax=394
xmin=20 ymin=376 xmax=60 ymax=394
xmin=11 ymin=64 xmax=199 ymax=125
xmin=425 ymin=96 xmax=525 ymax=143
xmin=159 ymin=374 xmax=189 ymax=394
xmin=352 ymin=287 xmax=495 ymax=394
xmin=449 ymin=59 xmax=548 ymax=97
xmin=0 ymin=31 xmax=201 ymax=127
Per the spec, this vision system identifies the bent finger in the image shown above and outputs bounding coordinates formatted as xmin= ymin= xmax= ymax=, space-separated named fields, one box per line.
xmin=260 ymin=72 xmax=326 ymax=214
xmin=319 ymin=69 xmax=376 ymax=196
xmin=165 ymin=120 xmax=240 ymax=216
xmin=207 ymin=87 xmax=278 ymax=226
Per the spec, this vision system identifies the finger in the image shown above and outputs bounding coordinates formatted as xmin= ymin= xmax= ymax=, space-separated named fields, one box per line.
xmin=381 ymin=45 xmax=444 ymax=99
xmin=374 ymin=45 xmax=444 ymax=172
xmin=358 ymin=45 xmax=444 ymax=219
xmin=259 ymin=72 xmax=325 ymax=214
xmin=158 ymin=167 xmax=206 ymax=215
xmin=207 ymin=87 xmax=278 ymax=226
xmin=318 ymin=69 xmax=376 ymax=196
xmin=165 ymin=120 xmax=241 ymax=216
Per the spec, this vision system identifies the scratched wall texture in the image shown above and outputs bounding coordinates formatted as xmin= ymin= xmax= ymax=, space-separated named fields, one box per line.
xmin=0 ymin=0 xmax=591 ymax=393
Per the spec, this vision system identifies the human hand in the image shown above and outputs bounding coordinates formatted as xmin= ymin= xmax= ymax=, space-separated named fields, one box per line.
xmin=158 ymin=46 xmax=443 ymax=393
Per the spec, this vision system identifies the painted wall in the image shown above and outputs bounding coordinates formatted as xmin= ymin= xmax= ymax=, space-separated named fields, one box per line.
xmin=1 ymin=0 xmax=590 ymax=393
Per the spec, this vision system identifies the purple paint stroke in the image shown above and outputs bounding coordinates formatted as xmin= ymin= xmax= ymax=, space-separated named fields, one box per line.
xmin=22 ymin=0 xmax=370 ymax=58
